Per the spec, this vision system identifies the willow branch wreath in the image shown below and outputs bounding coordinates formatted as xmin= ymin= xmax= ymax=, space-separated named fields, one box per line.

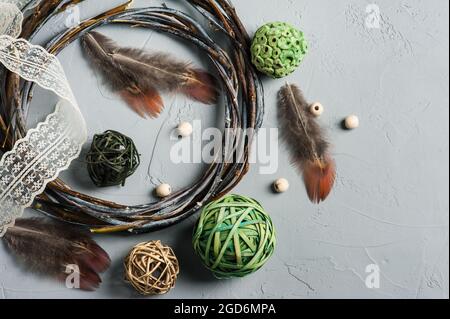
xmin=0 ymin=0 xmax=264 ymax=234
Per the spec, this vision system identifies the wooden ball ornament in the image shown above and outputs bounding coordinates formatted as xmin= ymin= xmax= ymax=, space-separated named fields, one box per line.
xmin=310 ymin=102 xmax=324 ymax=117
xmin=124 ymin=241 xmax=180 ymax=296
xmin=156 ymin=183 xmax=172 ymax=198
xmin=345 ymin=115 xmax=360 ymax=129
xmin=273 ymin=178 xmax=290 ymax=193
xmin=177 ymin=121 xmax=193 ymax=137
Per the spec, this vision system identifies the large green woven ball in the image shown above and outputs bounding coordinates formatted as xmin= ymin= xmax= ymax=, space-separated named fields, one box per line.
xmin=251 ymin=22 xmax=308 ymax=78
xmin=192 ymin=194 xmax=276 ymax=279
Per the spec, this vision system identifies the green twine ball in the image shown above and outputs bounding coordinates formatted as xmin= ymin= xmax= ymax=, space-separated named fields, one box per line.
xmin=192 ymin=194 xmax=276 ymax=279
xmin=251 ymin=22 xmax=308 ymax=78
xmin=86 ymin=130 xmax=140 ymax=187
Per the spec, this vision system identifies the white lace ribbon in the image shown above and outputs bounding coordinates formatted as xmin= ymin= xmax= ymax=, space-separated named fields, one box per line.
xmin=0 ymin=0 xmax=88 ymax=236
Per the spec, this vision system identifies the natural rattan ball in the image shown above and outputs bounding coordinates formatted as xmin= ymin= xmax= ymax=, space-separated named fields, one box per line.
xmin=192 ymin=194 xmax=276 ymax=279
xmin=86 ymin=130 xmax=140 ymax=187
xmin=124 ymin=241 xmax=180 ymax=296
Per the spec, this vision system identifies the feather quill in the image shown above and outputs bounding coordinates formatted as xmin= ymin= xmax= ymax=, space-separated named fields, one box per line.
xmin=81 ymin=31 xmax=219 ymax=118
xmin=278 ymin=83 xmax=336 ymax=203
xmin=2 ymin=218 xmax=110 ymax=291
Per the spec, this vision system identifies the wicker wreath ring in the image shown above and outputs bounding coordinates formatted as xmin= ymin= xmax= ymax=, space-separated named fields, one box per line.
xmin=0 ymin=0 xmax=264 ymax=234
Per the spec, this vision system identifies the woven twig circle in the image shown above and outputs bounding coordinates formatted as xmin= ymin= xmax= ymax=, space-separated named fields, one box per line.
xmin=86 ymin=130 xmax=140 ymax=187
xmin=124 ymin=240 xmax=180 ymax=296
xmin=1 ymin=1 xmax=264 ymax=234
xmin=193 ymin=194 xmax=276 ymax=279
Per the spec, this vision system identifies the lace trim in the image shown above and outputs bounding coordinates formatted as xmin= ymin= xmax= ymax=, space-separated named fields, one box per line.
xmin=0 ymin=2 xmax=23 ymax=37
xmin=0 ymin=1 xmax=87 ymax=236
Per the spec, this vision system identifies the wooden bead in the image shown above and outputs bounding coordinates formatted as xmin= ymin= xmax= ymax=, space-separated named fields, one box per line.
xmin=345 ymin=115 xmax=359 ymax=129
xmin=273 ymin=178 xmax=290 ymax=193
xmin=156 ymin=184 xmax=172 ymax=198
xmin=177 ymin=122 xmax=193 ymax=137
xmin=310 ymin=102 xmax=324 ymax=117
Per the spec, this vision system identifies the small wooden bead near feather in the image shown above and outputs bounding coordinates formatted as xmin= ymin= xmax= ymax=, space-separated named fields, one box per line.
xmin=310 ymin=102 xmax=324 ymax=117
xmin=156 ymin=183 xmax=172 ymax=198
xmin=273 ymin=178 xmax=290 ymax=193
xmin=345 ymin=115 xmax=359 ymax=129
xmin=177 ymin=122 xmax=193 ymax=137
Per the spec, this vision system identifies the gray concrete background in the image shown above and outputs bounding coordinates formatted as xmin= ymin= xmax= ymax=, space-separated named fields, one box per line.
xmin=0 ymin=0 xmax=448 ymax=299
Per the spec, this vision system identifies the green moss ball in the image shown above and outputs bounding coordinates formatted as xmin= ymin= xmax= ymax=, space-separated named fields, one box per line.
xmin=251 ymin=22 xmax=308 ymax=78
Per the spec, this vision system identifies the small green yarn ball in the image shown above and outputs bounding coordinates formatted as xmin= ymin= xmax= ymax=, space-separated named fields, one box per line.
xmin=192 ymin=194 xmax=276 ymax=279
xmin=251 ymin=22 xmax=308 ymax=78
xmin=86 ymin=130 xmax=140 ymax=187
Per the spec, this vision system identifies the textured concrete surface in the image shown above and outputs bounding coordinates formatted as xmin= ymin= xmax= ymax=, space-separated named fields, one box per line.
xmin=0 ymin=0 xmax=448 ymax=299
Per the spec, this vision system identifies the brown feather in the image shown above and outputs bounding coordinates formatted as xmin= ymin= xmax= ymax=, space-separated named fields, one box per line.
xmin=182 ymin=69 xmax=219 ymax=104
xmin=81 ymin=31 xmax=219 ymax=118
xmin=119 ymin=87 xmax=163 ymax=118
xmin=2 ymin=218 xmax=110 ymax=291
xmin=302 ymin=157 xmax=336 ymax=203
xmin=278 ymin=83 xmax=336 ymax=203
